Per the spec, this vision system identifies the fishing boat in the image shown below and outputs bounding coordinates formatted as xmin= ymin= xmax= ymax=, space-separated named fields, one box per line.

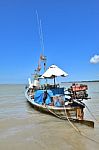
xmin=25 ymin=62 xmax=94 ymax=128
xmin=25 ymin=12 xmax=94 ymax=128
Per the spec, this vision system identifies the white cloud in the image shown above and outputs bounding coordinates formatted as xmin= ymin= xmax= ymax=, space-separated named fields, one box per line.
xmin=90 ymin=55 xmax=99 ymax=64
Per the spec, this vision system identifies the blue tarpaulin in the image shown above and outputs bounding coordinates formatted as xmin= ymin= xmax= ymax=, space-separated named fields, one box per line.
xmin=34 ymin=90 xmax=53 ymax=105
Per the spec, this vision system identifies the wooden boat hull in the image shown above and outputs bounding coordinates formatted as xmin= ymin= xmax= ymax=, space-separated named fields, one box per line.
xmin=25 ymin=89 xmax=94 ymax=128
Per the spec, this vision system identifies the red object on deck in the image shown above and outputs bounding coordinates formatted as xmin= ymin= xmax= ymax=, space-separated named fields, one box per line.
xmin=72 ymin=84 xmax=88 ymax=92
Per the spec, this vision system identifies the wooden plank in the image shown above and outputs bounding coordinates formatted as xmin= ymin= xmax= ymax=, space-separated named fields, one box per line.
xmin=71 ymin=119 xmax=94 ymax=128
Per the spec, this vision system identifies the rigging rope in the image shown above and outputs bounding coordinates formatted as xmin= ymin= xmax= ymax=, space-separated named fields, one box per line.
xmin=63 ymin=105 xmax=99 ymax=144
xmin=45 ymin=105 xmax=99 ymax=144
xmin=85 ymin=104 xmax=99 ymax=123
xmin=36 ymin=10 xmax=45 ymax=55
xmin=46 ymin=105 xmax=64 ymax=119
xmin=73 ymin=99 xmax=99 ymax=123
xmin=64 ymin=106 xmax=81 ymax=133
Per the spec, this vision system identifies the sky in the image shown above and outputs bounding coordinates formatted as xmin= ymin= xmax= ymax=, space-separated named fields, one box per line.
xmin=0 ymin=0 xmax=99 ymax=84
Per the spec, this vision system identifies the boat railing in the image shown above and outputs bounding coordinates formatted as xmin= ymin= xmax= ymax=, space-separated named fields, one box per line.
xmin=40 ymin=84 xmax=60 ymax=90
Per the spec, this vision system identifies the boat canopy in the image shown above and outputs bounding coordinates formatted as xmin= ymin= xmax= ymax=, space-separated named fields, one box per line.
xmin=41 ymin=64 xmax=68 ymax=78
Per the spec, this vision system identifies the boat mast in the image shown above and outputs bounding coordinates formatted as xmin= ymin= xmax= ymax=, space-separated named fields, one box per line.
xmin=36 ymin=10 xmax=47 ymax=73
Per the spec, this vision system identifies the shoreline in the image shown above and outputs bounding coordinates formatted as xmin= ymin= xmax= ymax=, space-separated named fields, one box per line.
xmin=61 ymin=80 xmax=99 ymax=84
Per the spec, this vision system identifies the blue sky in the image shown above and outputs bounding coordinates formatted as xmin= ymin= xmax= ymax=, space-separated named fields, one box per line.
xmin=0 ymin=0 xmax=99 ymax=84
